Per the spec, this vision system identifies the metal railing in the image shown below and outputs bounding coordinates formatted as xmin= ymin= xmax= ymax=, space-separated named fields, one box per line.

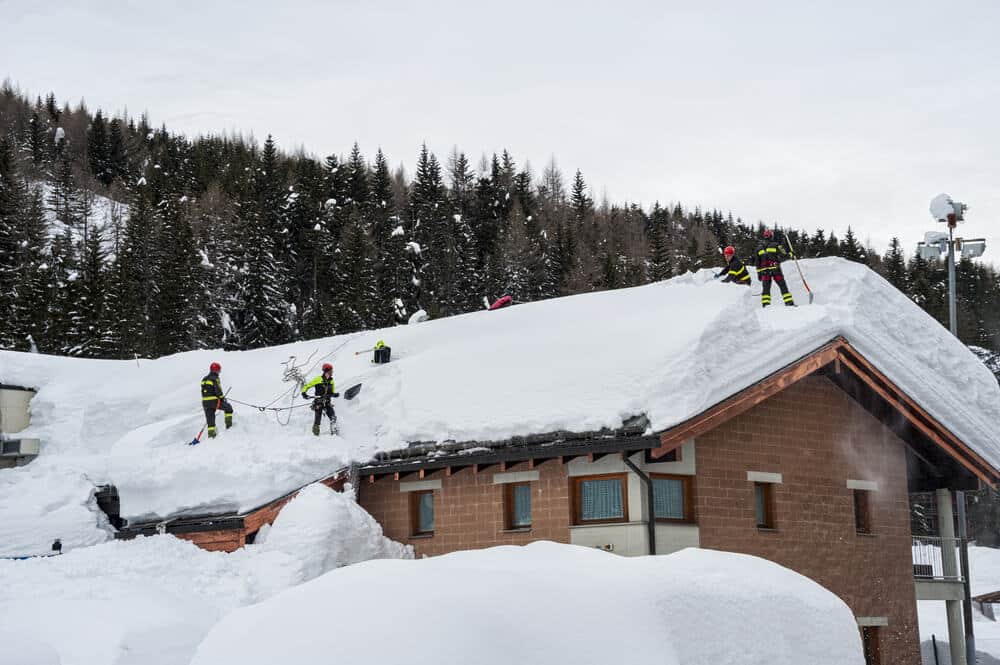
xmin=912 ymin=535 xmax=965 ymax=581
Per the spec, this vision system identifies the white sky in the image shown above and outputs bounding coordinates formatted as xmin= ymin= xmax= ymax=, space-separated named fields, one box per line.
xmin=2 ymin=0 xmax=998 ymax=263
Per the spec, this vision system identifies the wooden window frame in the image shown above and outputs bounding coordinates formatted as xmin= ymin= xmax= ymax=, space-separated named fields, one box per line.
xmin=572 ymin=473 xmax=629 ymax=525
xmin=650 ymin=473 xmax=696 ymax=524
xmin=504 ymin=482 xmax=533 ymax=530
xmin=409 ymin=490 xmax=435 ymax=537
xmin=754 ymin=481 xmax=776 ymax=530
xmin=854 ymin=489 xmax=873 ymax=535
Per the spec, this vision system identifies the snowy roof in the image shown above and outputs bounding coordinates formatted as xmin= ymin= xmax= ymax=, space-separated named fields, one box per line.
xmin=2 ymin=257 xmax=999 ymax=554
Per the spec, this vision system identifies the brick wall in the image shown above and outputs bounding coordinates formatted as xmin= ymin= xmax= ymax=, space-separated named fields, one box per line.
xmin=358 ymin=462 xmax=571 ymax=557
xmin=695 ymin=375 xmax=920 ymax=664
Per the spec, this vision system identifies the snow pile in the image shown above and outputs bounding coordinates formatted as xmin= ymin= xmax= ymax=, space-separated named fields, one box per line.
xmin=2 ymin=258 xmax=999 ymax=555
xmin=257 ymin=482 xmax=412 ymax=584
xmin=0 ymin=487 xmax=410 ymax=665
xmin=191 ymin=542 xmax=864 ymax=665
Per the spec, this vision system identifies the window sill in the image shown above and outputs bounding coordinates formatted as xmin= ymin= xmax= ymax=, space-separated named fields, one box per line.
xmin=501 ymin=528 xmax=532 ymax=534
xmin=856 ymin=532 xmax=877 ymax=538
xmin=570 ymin=521 xmax=638 ymax=529
xmin=409 ymin=533 xmax=435 ymax=540
xmin=756 ymin=527 xmax=780 ymax=533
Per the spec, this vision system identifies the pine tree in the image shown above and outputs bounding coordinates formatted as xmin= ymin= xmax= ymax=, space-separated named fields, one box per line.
xmin=48 ymin=151 xmax=79 ymax=227
xmin=9 ymin=187 xmax=51 ymax=350
xmin=409 ymin=145 xmax=451 ymax=316
xmin=0 ymin=138 xmax=26 ymax=347
xmin=87 ymin=110 xmax=113 ymax=186
xmin=333 ymin=209 xmax=375 ymax=332
xmin=840 ymin=227 xmax=865 ymax=262
xmin=883 ymin=237 xmax=907 ymax=293
xmin=72 ymin=222 xmax=108 ymax=356
xmin=47 ymin=226 xmax=77 ymax=354
xmin=647 ymin=203 xmax=672 ymax=281
xmin=108 ymin=118 xmax=128 ymax=183
xmin=369 ymin=149 xmax=409 ymax=327
xmin=236 ymin=137 xmax=292 ymax=347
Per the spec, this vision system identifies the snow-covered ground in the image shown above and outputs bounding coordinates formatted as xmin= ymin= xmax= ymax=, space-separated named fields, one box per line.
xmin=190 ymin=542 xmax=864 ymax=665
xmin=2 ymin=257 xmax=998 ymax=557
xmin=0 ymin=483 xmax=410 ymax=665
xmin=919 ymin=545 xmax=1000 ymax=664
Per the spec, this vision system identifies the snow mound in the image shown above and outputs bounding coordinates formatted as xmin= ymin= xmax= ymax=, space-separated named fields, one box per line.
xmin=2 ymin=258 xmax=998 ymax=555
xmin=258 ymin=482 xmax=412 ymax=583
xmin=0 ymin=490 xmax=409 ymax=665
xmin=191 ymin=542 xmax=864 ymax=665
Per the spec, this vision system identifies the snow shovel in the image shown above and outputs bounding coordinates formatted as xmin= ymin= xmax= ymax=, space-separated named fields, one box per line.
xmin=785 ymin=237 xmax=814 ymax=304
xmin=342 ymin=383 xmax=363 ymax=400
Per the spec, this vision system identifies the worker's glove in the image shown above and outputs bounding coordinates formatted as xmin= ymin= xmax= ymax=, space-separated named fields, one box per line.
xmin=332 ymin=392 xmax=340 ymax=398
xmin=301 ymin=392 xmax=308 ymax=400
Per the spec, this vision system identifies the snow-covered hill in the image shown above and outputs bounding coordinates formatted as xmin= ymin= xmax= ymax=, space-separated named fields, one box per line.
xmin=2 ymin=257 xmax=999 ymax=556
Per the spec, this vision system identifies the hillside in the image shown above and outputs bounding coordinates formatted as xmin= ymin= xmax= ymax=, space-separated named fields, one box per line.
xmin=2 ymin=258 xmax=998 ymax=557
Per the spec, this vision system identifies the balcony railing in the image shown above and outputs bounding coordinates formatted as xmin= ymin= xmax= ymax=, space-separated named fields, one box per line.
xmin=912 ymin=535 xmax=965 ymax=581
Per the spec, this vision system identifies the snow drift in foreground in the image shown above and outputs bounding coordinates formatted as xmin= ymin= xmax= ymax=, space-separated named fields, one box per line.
xmin=0 ymin=484 xmax=411 ymax=665
xmin=2 ymin=258 xmax=998 ymax=554
xmin=192 ymin=542 xmax=864 ymax=665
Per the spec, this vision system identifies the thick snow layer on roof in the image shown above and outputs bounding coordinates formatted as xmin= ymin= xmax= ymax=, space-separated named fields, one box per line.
xmin=191 ymin=542 xmax=865 ymax=665
xmin=1 ymin=257 xmax=998 ymax=554
xmin=0 ymin=485 xmax=410 ymax=664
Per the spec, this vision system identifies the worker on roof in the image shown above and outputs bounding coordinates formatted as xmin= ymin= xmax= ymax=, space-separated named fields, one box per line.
xmin=201 ymin=362 xmax=234 ymax=438
xmin=714 ymin=246 xmax=751 ymax=286
xmin=301 ymin=363 xmax=339 ymax=436
xmin=754 ymin=229 xmax=795 ymax=308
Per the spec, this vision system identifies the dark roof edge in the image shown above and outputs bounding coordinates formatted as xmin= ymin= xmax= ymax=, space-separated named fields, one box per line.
xmin=358 ymin=433 xmax=662 ymax=475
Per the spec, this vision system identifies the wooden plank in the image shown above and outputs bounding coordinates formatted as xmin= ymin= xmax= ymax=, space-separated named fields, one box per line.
xmin=837 ymin=352 xmax=995 ymax=486
xmin=651 ymin=341 xmax=844 ymax=458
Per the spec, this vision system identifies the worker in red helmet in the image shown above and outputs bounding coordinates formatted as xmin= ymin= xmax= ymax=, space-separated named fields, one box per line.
xmin=754 ymin=228 xmax=795 ymax=307
xmin=301 ymin=362 xmax=340 ymax=436
xmin=200 ymin=362 xmax=234 ymax=438
xmin=714 ymin=246 xmax=751 ymax=286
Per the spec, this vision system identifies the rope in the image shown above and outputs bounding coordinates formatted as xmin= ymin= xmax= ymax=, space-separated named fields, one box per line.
xmin=226 ymin=333 xmax=363 ymax=426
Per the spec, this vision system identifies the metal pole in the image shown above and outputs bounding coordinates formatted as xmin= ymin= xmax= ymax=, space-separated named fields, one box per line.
xmin=948 ymin=225 xmax=958 ymax=336
xmin=957 ymin=491 xmax=976 ymax=664
xmin=622 ymin=456 xmax=656 ymax=556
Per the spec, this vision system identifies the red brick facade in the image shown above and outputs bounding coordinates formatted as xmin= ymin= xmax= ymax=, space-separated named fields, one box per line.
xmin=359 ymin=461 xmax=571 ymax=557
xmin=358 ymin=375 xmax=921 ymax=663
xmin=695 ymin=375 xmax=920 ymax=665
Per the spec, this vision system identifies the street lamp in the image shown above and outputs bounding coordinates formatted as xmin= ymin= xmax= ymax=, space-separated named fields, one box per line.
xmin=916 ymin=194 xmax=987 ymax=336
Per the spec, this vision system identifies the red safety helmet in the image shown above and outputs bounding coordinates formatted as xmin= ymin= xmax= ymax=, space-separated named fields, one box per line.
xmin=210 ymin=362 xmax=221 ymax=373
xmin=763 ymin=229 xmax=774 ymax=239
xmin=723 ymin=245 xmax=736 ymax=258
xmin=322 ymin=363 xmax=333 ymax=372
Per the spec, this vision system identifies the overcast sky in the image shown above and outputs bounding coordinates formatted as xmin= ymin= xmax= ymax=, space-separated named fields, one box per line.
xmin=2 ymin=0 xmax=997 ymax=263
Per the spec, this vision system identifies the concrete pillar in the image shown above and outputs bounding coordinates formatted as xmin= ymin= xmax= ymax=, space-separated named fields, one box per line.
xmin=937 ymin=488 xmax=967 ymax=665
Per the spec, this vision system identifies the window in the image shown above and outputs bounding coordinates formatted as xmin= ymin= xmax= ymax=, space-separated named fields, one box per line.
xmin=505 ymin=483 xmax=532 ymax=530
xmin=860 ymin=627 xmax=881 ymax=665
xmin=754 ymin=482 xmax=776 ymax=529
xmin=410 ymin=490 xmax=434 ymax=536
xmin=651 ymin=474 xmax=694 ymax=522
xmin=573 ymin=474 xmax=628 ymax=524
xmin=854 ymin=489 xmax=873 ymax=535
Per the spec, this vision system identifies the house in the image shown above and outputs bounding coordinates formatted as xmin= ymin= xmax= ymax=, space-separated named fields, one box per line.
xmin=108 ymin=260 xmax=1000 ymax=665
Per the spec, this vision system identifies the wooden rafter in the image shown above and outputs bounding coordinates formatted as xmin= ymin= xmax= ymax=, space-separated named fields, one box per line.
xmin=651 ymin=339 xmax=846 ymax=458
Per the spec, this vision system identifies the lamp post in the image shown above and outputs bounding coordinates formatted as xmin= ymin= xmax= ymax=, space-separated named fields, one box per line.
xmin=917 ymin=194 xmax=987 ymax=337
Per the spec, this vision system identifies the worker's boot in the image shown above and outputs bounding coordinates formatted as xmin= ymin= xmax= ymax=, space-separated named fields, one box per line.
xmin=312 ymin=424 xmax=320 ymax=436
